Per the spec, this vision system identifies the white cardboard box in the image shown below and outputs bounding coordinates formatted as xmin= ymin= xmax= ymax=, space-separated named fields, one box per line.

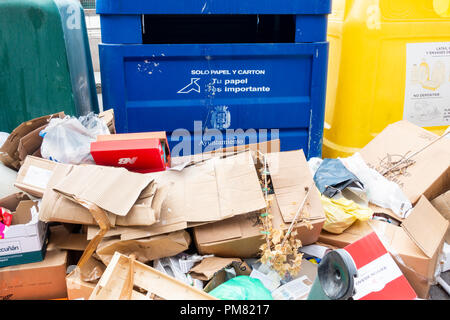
xmin=0 ymin=200 xmax=48 ymax=268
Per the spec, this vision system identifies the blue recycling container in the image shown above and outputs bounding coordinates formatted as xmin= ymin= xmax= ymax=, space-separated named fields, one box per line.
xmin=97 ymin=0 xmax=331 ymax=158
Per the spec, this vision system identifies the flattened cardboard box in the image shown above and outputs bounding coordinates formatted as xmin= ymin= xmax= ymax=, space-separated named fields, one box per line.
xmin=87 ymin=151 xmax=266 ymax=240
xmin=360 ymin=120 xmax=450 ymax=205
xmin=0 ymin=249 xmax=68 ymax=300
xmin=319 ymin=196 xmax=449 ymax=299
xmin=39 ymin=162 xmax=163 ymax=227
xmin=0 ymin=199 xmax=48 ymax=268
xmin=193 ymin=150 xmax=326 ymax=258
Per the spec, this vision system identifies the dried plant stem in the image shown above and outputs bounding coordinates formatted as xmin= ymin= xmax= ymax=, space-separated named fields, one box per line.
xmin=280 ymin=186 xmax=311 ymax=248
xmin=260 ymin=151 xmax=271 ymax=249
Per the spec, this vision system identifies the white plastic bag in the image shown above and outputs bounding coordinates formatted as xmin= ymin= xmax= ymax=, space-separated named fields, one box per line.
xmin=40 ymin=113 xmax=110 ymax=165
xmin=340 ymin=152 xmax=412 ymax=218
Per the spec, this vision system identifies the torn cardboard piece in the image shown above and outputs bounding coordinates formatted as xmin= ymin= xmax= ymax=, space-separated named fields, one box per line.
xmin=98 ymin=109 xmax=116 ymax=134
xmin=0 ymin=112 xmax=65 ymax=170
xmin=39 ymin=162 xmax=117 ymax=226
xmin=360 ymin=120 xmax=450 ymax=205
xmin=89 ymin=252 xmax=216 ymax=300
xmin=189 ymin=257 xmax=252 ymax=293
xmin=319 ymin=195 xmax=448 ymax=299
xmin=17 ymin=125 xmax=46 ymax=163
xmin=189 ymin=257 xmax=243 ymax=281
xmin=53 ymin=164 xmax=154 ymax=217
xmin=39 ymin=161 xmax=163 ymax=227
xmin=431 ymin=190 xmax=450 ymax=243
xmin=78 ymin=256 xmax=106 ymax=283
xmin=95 ymin=230 xmax=191 ymax=266
xmin=0 ymin=192 xmax=31 ymax=212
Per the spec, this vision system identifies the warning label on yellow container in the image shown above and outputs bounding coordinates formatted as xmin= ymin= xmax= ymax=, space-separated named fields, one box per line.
xmin=404 ymin=42 xmax=450 ymax=127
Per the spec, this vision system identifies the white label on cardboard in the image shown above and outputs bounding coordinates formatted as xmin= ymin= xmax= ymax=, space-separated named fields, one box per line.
xmin=22 ymin=165 xmax=53 ymax=190
xmin=0 ymin=241 xmax=22 ymax=256
xmin=271 ymin=275 xmax=312 ymax=300
xmin=404 ymin=42 xmax=450 ymax=127
xmin=353 ymin=253 xmax=403 ymax=300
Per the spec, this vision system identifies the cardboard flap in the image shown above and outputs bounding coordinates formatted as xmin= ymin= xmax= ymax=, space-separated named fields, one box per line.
xmin=194 ymin=217 xmax=243 ymax=244
xmin=267 ymin=150 xmax=325 ymax=222
xmin=12 ymin=200 xmax=36 ymax=225
xmin=360 ymin=120 xmax=450 ymax=204
xmin=17 ymin=125 xmax=46 ymax=161
xmin=0 ymin=112 xmax=64 ymax=160
xmin=39 ymin=163 xmax=117 ymax=226
xmin=214 ymin=151 xmax=267 ymax=220
xmin=53 ymin=165 xmax=154 ymax=216
xmin=431 ymin=190 xmax=450 ymax=220
xmin=189 ymin=257 xmax=242 ymax=281
xmin=148 ymin=151 xmax=265 ymax=224
xmin=0 ymin=192 xmax=30 ymax=212
xmin=401 ymin=195 xmax=449 ymax=258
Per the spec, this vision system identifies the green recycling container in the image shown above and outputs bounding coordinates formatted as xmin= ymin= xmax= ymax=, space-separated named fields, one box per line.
xmin=0 ymin=0 xmax=99 ymax=133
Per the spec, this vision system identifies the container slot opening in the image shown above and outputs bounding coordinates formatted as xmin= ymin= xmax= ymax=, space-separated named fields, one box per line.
xmin=142 ymin=14 xmax=295 ymax=44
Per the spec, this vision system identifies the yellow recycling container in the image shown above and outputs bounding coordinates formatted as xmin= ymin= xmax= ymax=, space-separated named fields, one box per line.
xmin=323 ymin=0 xmax=450 ymax=158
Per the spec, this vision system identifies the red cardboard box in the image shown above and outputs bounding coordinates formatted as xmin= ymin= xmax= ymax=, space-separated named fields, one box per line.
xmin=344 ymin=232 xmax=417 ymax=300
xmin=90 ymin=132 xmax=171 ymax=173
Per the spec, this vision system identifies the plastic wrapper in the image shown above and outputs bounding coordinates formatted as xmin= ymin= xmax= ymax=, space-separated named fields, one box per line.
xmin=40 ymin=113 xmax=110 ymax=165
xmin=340 ymin=152 xmax=412 ymax=218
xmin=208 ymin=276 xmax=273 ymax=300
xmin=321 ymin=195 xmax=373 ymax=234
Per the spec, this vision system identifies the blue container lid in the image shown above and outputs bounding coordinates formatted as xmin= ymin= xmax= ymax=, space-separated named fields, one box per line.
xmin=97 ymin=0 xmax=331 ymax=15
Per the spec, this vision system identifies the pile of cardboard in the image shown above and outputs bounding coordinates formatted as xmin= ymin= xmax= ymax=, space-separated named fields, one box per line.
xmin=0 ymin=115 xmax=449 ymax=301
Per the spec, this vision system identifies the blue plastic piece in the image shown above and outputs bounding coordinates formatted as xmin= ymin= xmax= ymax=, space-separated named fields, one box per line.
xmin=97 ymin=0 xmax=330 ymax=158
